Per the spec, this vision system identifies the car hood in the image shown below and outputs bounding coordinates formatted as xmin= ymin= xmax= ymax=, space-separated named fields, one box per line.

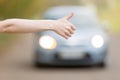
xmin=39 ymin=27 xmax=107 ymax=46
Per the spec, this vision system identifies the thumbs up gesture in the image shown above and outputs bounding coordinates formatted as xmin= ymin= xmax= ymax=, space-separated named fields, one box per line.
xmin=52 ymin=12 xmax=76 ymax=39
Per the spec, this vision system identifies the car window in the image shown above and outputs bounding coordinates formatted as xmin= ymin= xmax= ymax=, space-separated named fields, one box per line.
xmin=44 ymin=14 xmax=100 ymax=29
xmin=70 ymin=16 xmax=100 ymax=29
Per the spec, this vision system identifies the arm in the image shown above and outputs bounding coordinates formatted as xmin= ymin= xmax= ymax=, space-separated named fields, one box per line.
xmin=0 ymin=19 xmax=57 ymax=33
xmin=0 ymin=13 xmax=76 ymax=39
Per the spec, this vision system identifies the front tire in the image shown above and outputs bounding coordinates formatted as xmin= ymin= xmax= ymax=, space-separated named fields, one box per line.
xmin=97 ymin=62 xmax=106 ymax=68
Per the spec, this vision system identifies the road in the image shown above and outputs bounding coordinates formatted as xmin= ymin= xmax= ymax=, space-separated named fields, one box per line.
xmin=0 ymin=34 xmax=120 ymax=80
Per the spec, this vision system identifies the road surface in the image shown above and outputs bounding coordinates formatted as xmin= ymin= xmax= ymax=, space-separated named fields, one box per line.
xmin=0 ymin=34 xmax=120 ymax=80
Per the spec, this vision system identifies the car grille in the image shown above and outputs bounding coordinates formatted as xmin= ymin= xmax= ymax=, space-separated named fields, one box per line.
xmin=59 ymin=44 xmax=86 ymax=48
xmin=54 ymin=52 xmax=91 ymax=60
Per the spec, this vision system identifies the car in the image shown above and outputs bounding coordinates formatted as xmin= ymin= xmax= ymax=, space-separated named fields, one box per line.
xmin=34 ymin=6 xmax=109 ymax=67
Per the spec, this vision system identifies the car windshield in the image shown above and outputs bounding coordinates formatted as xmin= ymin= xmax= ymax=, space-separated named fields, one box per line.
xmin=45 ymin=14 xmax=101 ymax=29
xmin=69 ymin=16 xmax=100 ymax=29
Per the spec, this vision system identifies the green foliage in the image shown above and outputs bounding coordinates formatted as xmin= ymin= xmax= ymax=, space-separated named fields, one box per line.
xmin=0 ymin=0 xmax=79 ymax=19
xmin=0 ymin=0 xmax=48 ymax=19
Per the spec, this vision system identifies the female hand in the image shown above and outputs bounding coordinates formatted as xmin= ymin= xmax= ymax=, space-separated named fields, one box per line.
xmin=52 ymin=13 xmax=76 ymax=39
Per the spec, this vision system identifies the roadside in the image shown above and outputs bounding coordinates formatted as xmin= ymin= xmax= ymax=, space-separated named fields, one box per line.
xmin=0 ymin=34 xmax=34 ymax=58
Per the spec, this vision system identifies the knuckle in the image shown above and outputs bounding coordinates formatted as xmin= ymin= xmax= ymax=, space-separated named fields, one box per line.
xmin=66 ymin=26 xmax=71 ymax=30
xmin=64 ymin=30 xmax=68 ymax=33
xmin=73 ymin=26 xmax=76 ymax=29
xmin=70 ymin=31 xmax=74 ymax=34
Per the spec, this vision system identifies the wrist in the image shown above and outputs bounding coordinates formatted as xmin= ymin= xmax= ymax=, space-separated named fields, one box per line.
xmin=46 ymin=20 xmax=56 ymax=31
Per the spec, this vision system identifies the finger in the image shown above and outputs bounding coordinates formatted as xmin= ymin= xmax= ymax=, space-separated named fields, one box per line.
xmin=64 ymin=12 xmax=74 ymax=20
xmin=64 ymin=30 xmax=72 ymax=37
xmin=61 ymin=33 xmax=69 ymax=39
xmin=69 ymin=24 xmax=76 ymax=30
xmin=71 ymin=26 xmax=76 ymax=30
xmin=68 ymin=23 xmax=76 ymax=30
xmin=66 ymin=26 xmax=74 ymax=34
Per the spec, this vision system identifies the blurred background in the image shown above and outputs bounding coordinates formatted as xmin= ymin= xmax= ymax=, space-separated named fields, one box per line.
xmin=0 ymin=0 xmax=120 ymax=80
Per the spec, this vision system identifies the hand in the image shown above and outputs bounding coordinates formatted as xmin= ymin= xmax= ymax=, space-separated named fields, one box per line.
xmin=52 ymin=12 xmax=76 ymax=39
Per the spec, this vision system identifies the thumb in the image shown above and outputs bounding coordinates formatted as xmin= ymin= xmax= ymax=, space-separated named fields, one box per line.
xmin=64 ymin=12 xmax=74 ymax=20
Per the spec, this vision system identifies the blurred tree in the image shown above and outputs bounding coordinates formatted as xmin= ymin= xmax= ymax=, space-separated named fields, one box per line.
xmin=46 ymin=0 xmax=79 ymax=7
xmin=0 ymin=0 xmax=78 ymax=19
xmin=78 ymin=0 xmax=117 ymax=10
xmin=0 ymin=0 xmax=49 ymax=19
xmin=93 ymin=0 xmax=117 ymax=10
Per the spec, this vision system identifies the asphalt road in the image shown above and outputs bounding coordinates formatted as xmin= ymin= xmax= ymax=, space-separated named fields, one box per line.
xmin=0 ymin=34 xmax=120 ymax=80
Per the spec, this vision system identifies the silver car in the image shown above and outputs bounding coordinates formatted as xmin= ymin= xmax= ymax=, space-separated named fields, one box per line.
xmin=34 ymin=6 xmax=109 ymax=67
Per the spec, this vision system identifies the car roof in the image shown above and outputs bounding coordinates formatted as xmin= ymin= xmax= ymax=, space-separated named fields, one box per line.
xmin=44 ymin=6 xmax=99 ymax=20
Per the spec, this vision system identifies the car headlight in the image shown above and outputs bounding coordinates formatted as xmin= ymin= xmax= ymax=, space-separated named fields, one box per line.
xmin=91 ymin=35 xmax=104 ymax=48
xmin=39 ymin=35 xmax=57 ymax=49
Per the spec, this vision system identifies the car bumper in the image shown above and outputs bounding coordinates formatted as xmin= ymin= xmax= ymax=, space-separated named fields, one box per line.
xmin=36 ymin=57 xmax=94 ymax=66
xmin=35 ymin=51 xmax=106 ymax=66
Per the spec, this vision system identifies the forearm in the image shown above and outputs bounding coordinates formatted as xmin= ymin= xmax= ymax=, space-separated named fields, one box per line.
xmin=0 ymin=19 xmax=55 ymax=33
xmin=0 ymin=13 xmax=76 ymax=39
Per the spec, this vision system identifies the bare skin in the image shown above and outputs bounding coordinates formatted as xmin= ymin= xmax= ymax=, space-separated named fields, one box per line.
xmin=0 ymin=13 xmax=76 ymax=39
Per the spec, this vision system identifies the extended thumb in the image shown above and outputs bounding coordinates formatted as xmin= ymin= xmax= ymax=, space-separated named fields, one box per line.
xmin=64 ymin=12 xmax=74 ymax=20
